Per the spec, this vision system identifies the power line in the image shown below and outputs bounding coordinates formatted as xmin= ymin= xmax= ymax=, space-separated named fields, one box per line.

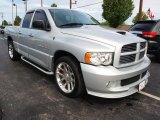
xmin=74 ymin=1 xmax=103 ymax=9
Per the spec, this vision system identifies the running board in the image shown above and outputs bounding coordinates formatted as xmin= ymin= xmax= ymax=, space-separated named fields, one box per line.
xmin=21 ymin=56 xmax=54 ymax=75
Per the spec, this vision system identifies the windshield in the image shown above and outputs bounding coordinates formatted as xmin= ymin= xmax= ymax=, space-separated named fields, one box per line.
xmin=49 ymin=9 xmax=99 ymax=28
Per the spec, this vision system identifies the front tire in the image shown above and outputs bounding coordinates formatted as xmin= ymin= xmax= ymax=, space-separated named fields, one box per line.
xmin=54 ymin=56 xmax=85 ymax=98
xmin=8 ymin=41 xmax=21 ymax=61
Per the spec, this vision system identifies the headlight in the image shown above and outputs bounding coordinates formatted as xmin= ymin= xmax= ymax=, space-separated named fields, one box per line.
xmin=85 ymin=52 xmax=113 ymax=65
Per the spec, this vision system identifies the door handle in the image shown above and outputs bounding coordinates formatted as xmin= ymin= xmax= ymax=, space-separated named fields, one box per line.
xmin=29 ymin=34 xmax=34 ymax=37
xmin=18 ymin=32 xmax=22 ymax=34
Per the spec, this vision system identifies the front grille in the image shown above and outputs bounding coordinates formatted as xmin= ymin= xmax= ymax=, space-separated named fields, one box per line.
xmin=121 ymin=43 xmax=137 ymax=53
xmin=120 ymin=54 xmax=136 ymax=64
xmin=140 ymin=42 xmax=146 ymax=49
xmin=118 ymin=42 xmax=146 ymax=66
xmin=141 ymin=71 xmax=147 ymax=78
xmin=139 ymin=51 xmax=145 ymax=59
xmin=121 ymin=75 xmax=140 ymax=86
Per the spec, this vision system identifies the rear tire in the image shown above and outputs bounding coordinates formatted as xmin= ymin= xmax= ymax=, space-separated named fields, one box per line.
xmin=8 ymin=41 xmax=21 ymax=61
xmin=54 ymin=56 xmax=85 ymax=98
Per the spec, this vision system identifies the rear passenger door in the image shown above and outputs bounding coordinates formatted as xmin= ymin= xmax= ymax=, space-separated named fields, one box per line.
xmin=17 ymin=11 xmax=34 ymax=58
xmin=28 ymin=10 xmax=51 ymax=69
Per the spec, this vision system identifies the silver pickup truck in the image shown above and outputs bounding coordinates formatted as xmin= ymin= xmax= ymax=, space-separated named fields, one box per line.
xmin=4 ymin=7 xmax=151 ymax=98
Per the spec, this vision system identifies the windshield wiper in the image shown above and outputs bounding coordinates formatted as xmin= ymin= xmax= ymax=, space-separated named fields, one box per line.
xmin=59 ymin=23 xmax=84 ymax=28
xmin=84 ymin=24 xmax=98 ymax=25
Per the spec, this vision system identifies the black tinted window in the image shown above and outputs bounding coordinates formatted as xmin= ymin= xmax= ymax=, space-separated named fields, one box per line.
xmin=32 ymin=10 xmax=50 ymax=29
xmin=155 ymin=23 xmax=160 ymax=33
xmin=130 ymin=23 xmax=156 ymax=31
xmin=22 ymin=12 xmax=34 ymax=28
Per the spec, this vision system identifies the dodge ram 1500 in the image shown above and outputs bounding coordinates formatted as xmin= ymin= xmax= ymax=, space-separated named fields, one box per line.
xmin=4 ymin=7 xmax=151 ymax=98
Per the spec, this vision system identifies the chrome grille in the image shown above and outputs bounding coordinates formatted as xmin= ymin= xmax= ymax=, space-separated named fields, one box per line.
xmin=139 ymin=51 xmax=145 ymax=59
xmin=140 ymin=42 xmax=146 ymax=49
xmin=120 ymin=54 xmax=136 ymax=64
xmin=119 ymin=42 xmax=146 ymax=66
xmin=121 ymin=43 xmax=137 ymax=53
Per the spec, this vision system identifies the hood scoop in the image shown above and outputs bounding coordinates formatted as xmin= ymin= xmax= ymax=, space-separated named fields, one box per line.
xmin=117 ymin=31 xmax=126 ymax=35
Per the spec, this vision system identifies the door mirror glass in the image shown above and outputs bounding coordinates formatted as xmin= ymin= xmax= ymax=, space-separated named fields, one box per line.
xmin=32 ymin=20 xmax=45 ymax=30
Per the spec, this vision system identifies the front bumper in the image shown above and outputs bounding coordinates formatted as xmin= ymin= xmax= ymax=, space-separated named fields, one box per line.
xmin=81 ymin=56 xmax=151 ymax=98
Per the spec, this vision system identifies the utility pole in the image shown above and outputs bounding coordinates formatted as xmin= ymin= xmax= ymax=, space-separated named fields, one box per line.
xmin=0 ymin=12 xmax=4 ymax=26
xmin=22 ymin=0 xmax=28 ymax=12
xmin=13 ymin=4 xmax=17 ymax=17
xmin=12 ymin=0 xmax=14 ymax=25
xmin=41 ymin=0 xmax=43 ymax=7
xmin=25 ymin=0 xmax=27 ymax=12
xmin=70 ymin=0 xmax=72 ymax=9
xmin=138 ymin=0 xmax=143 ymax=21
xmin=69 ymin=0 xmax=77 ymax=9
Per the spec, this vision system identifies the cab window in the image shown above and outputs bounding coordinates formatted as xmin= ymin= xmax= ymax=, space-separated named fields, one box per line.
xmin=22 ymin=12 xmax=34 ymax=28
xmin=32 ymin=10 xmax=50 ymax=30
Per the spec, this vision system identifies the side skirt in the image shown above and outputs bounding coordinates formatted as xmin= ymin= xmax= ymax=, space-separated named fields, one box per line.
xmin=21 ymin=56 xmax=54 ymax=75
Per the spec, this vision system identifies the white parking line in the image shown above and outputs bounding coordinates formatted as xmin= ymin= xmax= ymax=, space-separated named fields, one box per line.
xmin=139 ymin=91 xmax=160 ymax=101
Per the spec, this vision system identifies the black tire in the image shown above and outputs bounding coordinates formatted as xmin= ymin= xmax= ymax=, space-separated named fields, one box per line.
xmin=156 ymin=50 xmax=160 ymax=63
xmin=54 ymin=56 xmax=85 ymax=98
xmin=8 ymin=41 xmax=21 ymax=61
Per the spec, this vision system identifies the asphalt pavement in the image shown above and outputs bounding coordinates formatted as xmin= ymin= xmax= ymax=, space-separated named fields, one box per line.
xmin=0 ymin=35 xmax=160 ymax=120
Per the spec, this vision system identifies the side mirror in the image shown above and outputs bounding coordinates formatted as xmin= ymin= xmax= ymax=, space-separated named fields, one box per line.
xmin=32 ymin=20 xmax=51 ymax=31
xmin=32 ymin=20 xmax=45 ymax=30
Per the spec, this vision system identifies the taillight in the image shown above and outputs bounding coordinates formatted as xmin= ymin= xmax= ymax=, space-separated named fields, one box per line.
xmin=142 ymin=32 xmax=157 ymax=38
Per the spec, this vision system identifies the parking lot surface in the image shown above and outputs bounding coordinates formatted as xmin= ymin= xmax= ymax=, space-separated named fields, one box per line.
xmin=0 ymin=36 xmax=160 ymax=120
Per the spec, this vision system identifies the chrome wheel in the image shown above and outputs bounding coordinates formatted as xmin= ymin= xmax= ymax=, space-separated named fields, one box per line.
xmin=8 ymin=44 xmax=13 ymax=58
xmin=56 ymin=62 xmax=75 ymax=93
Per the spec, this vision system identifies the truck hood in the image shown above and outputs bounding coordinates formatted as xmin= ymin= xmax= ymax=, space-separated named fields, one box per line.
xmin=60 ymin=25 xmax=145 ymax=47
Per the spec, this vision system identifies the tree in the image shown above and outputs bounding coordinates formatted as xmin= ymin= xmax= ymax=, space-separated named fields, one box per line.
xmin=102 ymin=0 xmax=134 ymax=28
xmin=2 ymin=20 xmax=8 ymax=26
xmin=51 ymin=3 xmax=57 ymax=7
xmin=14 ymin=16 xmax=21 ymax=26
xmin=132 ymin=12 xmax=149 ymax=24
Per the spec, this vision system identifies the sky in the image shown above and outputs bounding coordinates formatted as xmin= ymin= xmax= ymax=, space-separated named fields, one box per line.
xmin=0 ymin=0 xmax=160 ymax=25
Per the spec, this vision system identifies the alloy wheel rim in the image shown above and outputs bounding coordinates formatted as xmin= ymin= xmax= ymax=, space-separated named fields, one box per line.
xmin=56 ymin=62 xmax=75 ymax=93
xmin=8 ymin=44 xmax=13 ymax=58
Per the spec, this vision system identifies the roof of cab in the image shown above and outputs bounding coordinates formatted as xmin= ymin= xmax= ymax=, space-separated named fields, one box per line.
xmin=26 ymin=7 xmax=71 ymax=13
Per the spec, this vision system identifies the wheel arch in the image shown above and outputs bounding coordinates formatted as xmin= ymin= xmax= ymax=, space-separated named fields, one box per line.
xmin=54 ymin=50 xmax=80 ymax=64
xmin=53 ymin=50 xmax=87 ymax=97
xmin=7 ymin=36 xmax=13 ymax=42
